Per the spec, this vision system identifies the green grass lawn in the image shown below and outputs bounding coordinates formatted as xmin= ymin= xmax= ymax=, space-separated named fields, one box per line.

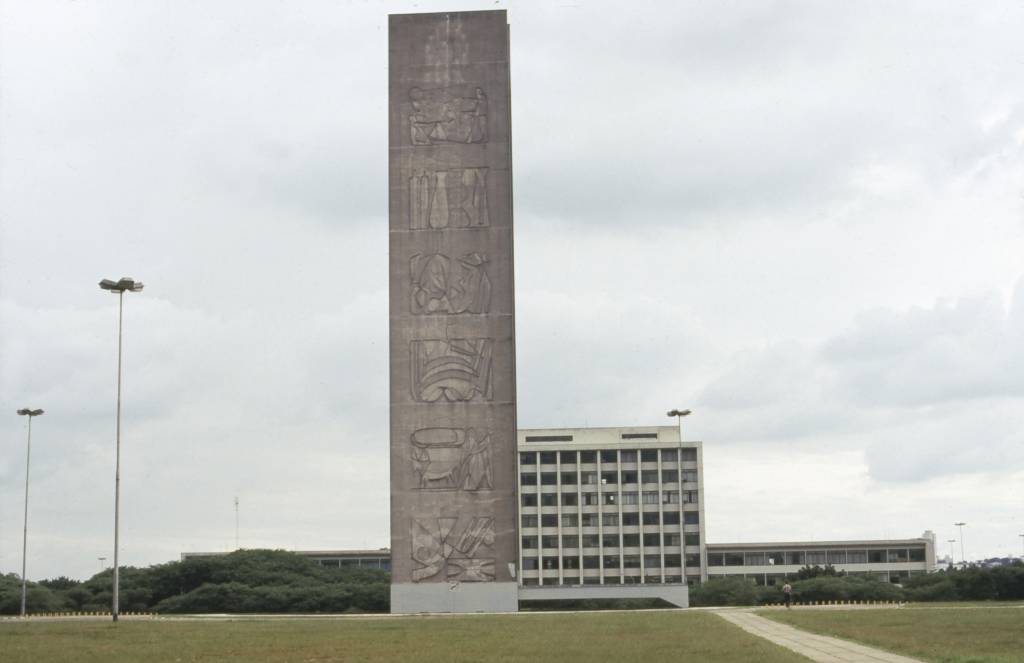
xmin=0 ymin=611 xmax=813 ymax=663
xmin=761 ymin=605 xmax=1024 ymax=663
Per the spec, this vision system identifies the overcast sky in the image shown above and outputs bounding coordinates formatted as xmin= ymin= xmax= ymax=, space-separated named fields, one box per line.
xmin=2 ymin=0 xmax=1023 ymax=581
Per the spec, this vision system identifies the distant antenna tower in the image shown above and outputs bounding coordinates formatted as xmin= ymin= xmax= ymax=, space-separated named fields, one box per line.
xmin=234 ymin=496 xmax=240 ymax=550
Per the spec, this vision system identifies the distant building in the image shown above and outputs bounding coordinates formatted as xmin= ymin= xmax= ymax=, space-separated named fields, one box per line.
xmin=180 ymin=549 xmax=390 ymax=571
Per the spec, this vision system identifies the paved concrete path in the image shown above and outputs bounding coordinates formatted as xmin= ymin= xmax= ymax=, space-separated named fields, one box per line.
xmin=715 ymin=610 xmax=926 ymax=663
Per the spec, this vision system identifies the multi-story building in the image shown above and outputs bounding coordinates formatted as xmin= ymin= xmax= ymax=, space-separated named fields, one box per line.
xmin=516 ymin=426 xmax=706 ymax=588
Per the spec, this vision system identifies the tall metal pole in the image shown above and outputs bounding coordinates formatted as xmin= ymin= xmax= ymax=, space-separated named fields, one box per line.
xmin=113 ymin=289 xmax=124 ymax=622
xmin=947 ymin=539 xmax=956 ymax=567
xmin=1019 ymin=534 xmax=1023 ymax=559
xmin=234 ymin=496 xmax=239 ymax=550
xmin=954 ymin=523 xmax=966 ymax=565
xmin=20 ymin=415 xmax=33 ymax=618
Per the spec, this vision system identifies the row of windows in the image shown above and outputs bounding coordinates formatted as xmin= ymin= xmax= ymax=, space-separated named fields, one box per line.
xmin=520 ymin=449 xmax=697 ymax=465
xmin=521 ymin=553 xmax=699 ymax=570
xmin=522 ymin=511 xmax=699 ymax=528
xmin=520 ymin=470 xmax=699 ymax=486
xmin=521 ymin=490 xmax=698 ymax=507
xmin=716 ymin=569 xmax=922 ymax=586
xmin=521 ymin=575 xmax=687 ymax=586
xmin=523 ymin=533 xmax=700 ymax=549
xmin=707 ymin=547 xmax=927 ymax=567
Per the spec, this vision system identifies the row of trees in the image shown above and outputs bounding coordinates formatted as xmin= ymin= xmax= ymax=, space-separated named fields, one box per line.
xmin=0 ymin=549 xmax=389 ymax=615
xmin=689 ymin=562 xmax=1024 ymax=606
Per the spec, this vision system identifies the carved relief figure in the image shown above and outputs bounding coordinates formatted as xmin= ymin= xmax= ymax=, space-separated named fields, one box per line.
xmin=410 ymin=252 xmax=491 ymax=315
xmin=409 ymin=167 xmax=489 ymax=230
xmin=409 ymin=86 xmax=488 ymax=145
xmin=410 ymin=338 xmax=493 ymax=402
xmin=411 ymin=516 xmax=496 ymax=582
xmin=410 ymin=428 xmax=493 ymax=491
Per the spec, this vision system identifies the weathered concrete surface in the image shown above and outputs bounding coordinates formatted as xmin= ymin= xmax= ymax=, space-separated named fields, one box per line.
xmin=388 ymin=10 xmax=517 ymax=613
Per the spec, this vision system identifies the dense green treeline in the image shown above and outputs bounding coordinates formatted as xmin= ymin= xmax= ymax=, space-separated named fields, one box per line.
xmin=689 ymin=562 xmax=1024 ymax=606
xmin=0 ymin=549 xmax=389 ymax=615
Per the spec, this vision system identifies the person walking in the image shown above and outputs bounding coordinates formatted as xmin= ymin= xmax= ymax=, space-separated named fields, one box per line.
xmin=782 ymin=581 xmax=793 ymax=609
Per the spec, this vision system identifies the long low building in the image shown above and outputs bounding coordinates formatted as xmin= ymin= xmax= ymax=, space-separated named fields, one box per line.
xmin=181 ymin=549 xmax=391 ymax=571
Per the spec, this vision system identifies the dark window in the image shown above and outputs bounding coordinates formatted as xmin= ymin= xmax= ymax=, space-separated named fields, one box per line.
xmin=621 ymin=432 xmax=658 ymax=439
xmin=539 ymin=451 xmax=558 ymax=464
xmin=519 ymin=452 xmax=536 ymax=465
xmin=579 ymin=450 xmax=597 ymax=463
xmin=786 ymin=551 xmax=804 ymax=565
xmin=601 ymin=471 xmax=618 ymax=484
xmin=581 ymin=514 xmax=598 ymax=527
xmin=540 ymin=493 xmax=557 ymax=507
xmin=622 ymin=534 xmax=640 ymax=547
xmin=521 ymin=494 xmax=537 ymax=507
xmin=525 ymin=435 xmax=573 ymax=442
xmin=582 ymin=535 xmax=599 ymax=547
xmin=707 ymin=553 xmax=724 ymax=567
xmin=663 ymin=512 xmax=680 ymax=525
xmin=560 ymin=450 xmax=577 ymax=464
xmin=561 ymin=472 xmax=577 ymax=485
xmin=542 ymin=556 xmax=560 ymax=570
xmin=582 ymin=492 xmax=599 ymax=506
xmin=541 ymin=472 xmax=558 ymax=485
xmin=561 ymin=493 xmax=578 ymax=506
xmin=520 ymin=473 xmax=537 ymax=486
xmin=623 ymin=555 xmax=641 ymax=568
xmin=620 ymin=451 xmax=638 ymax=463
xmin=683 ymin=512 xmax=699 ymax=525
xmin=642 ymin=512 xmax=660 ymax=525
xmin=521 ymin=536 xmax=537 ymax=549
xmin=522 ymin=515 xmax=538 ymax=528
xmin=640 ymin=450 xmax=658 ymax=462
xmin=662 ymin=469 xmax=679 ymax=483
xmin=684 ymin=534 xmax=701 ymax=546
xmin=541 ymin=535 xmax=559 ymax=548
xmin=641 ymin=470 xmax=659 ymax=484
xmin=603 ymin=493 xmax=617 ymax=505
xmin=661 ymin=449 xmax=678 ymax=462
xmin=540 ymin=514 xmax=557 ymax=527
xmin=600 ymin=450 xmax=617 ymax=464
xmin=680 ymin=448 xmax=697 ymax=461
xmin=644 ymin=533 xmax=660 ymax=547
xmin=622 ymin=512 xmax=640 ymax=526
xmin=621 ymin=471 xmax=637 ymax=484
xmin=605 ymin=576 xmax=621 ymax=585
xmin=602 ymin=534 xmax=619 ymax=548
xmin=909 ymin=548 xmax=926 ymax=562
xmin=563 ymin=556 xmax=580 ymax=569
xmin=562 ymin=534 xmax=578 ymax=548
xmin=603 ymin=555 xmax=619 ymax=569
xmin=685 ymin=554 xmax=700 ymax=567
xmin=643 ymin=555 xmax=660 ymax=568
xmin=583 ymin=556 xmax=601 ymax=569
xmin=522 ymin=558 xmax=538 ymax=570
xmin=583 ymin=576 xmax=600 ymax=584
xmin=725 ymin=553 xmax=743 ymax=566
xmin=868 ymin=549 xmax=886 ymax=563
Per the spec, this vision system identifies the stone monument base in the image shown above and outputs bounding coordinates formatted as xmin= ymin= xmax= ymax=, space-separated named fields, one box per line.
xmin=391 ymin=582 xmax=519 ymax=614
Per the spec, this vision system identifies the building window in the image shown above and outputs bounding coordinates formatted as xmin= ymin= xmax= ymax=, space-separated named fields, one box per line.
xmin=519 ymin=452 xmax=536 ymax=465
xmin=601 ymin=471 xmax=618 ymax=484
xmin=681 ymin=470 xmax=698 ymax=483
xmin=605 ymin=576 xmax=621 ymax=584
xmin=684 ymin=534 xmax=700 ymax=546
xmin=522 ymin=558 xmax=538 ymax=570
xmin=603 ymin=555 xmax=619 ymax=569
xmin=909 ymin=548 xmax=926 ymax=562
xmin=847 ymin=550 xmax=867 ymax=564
xmin=623 ymin=555 xmax=641 ymax=568
xmin=620 ymin=450 xmax=638 ymax=463
xmin=602 ymin=534 xmax=619 ymax=548
xmin=683 ymin=491 xmax=698 ymax=504
xmin=642 ymin=512 xmax=660 ymax=525
xmin=663 ymin=491 xmax=680 ymax=504
xmin=664 ymin=575 xmax=682 ymax=583
xmin=602 ymin=513 xmax=619 ymax=527
xmin=642 ymin=491 xmax=659 ymax=505
xmin=621 ymin=471 xmax=638 ymax=484
xmin=583 ymin=556 xmax=600 ymax=568
xmin=539 ymin=451 xmax=558 ymax=465
xmin=561 ymin=472 xmax=577 ymax=485
xmin=600 ymin=450 xmax=617 ymax=464
xmin=868 ymin=549 xmax=886 ymax=563
xmin=522 ymin=515 xmax=538 ymax=528
xmin=542 ymin=557 xmax=560 ymax=570
xmin=562 ymin=514 xmax=578 ymax=527
xmin=641 ymin=470 xmax=659 ymax=484
xmin=542 ymin=535 xmax=559 ymax=549
xmin=888 ymin=548 xmax=909 ymax=563
xmin=540 ymin=493 xmax=557 ymax=507
xmin=521 ymin=494 xmax=537 ymax=507
xmin=520 ymin=473 xmax=537 ymax=486
xmin=665 ymin=533 xmax=681 ymax=547
xmin=644 ymin=555 xmax=661 ymax=568
xmin=828 ymin=550 xmax=847 ymax=564
xmin=541 ymin=472 xmax=558 ymax=486
xmin=581 ymin=514 xmax=599 ymax=527
xmin=621 ymin=493 xmax=638 ymax=505
xmin=745 ymin=552 xmax=766 ymax=566
xmin=561 ymin=493 xmax=578 ymax=507
xmin=560 ymin=450 xmax=577 ymax=465
xmin=643 ymin=533 xmax=661 ymax=547
xmin=622 ymin=534 xmax=640 ymax=547
xmin=662 ymin=512 xmax=680 ymax=525
xmin=541 ymin=514 xmax=558 ymax=528
xmin=580 ymin=450 xmax=597 ymax=463
xmin=583 ymin=576 xmax=601 ymax=585
xmin=582 ymin=492 xmax=599 ymax=506
xmin=622 ymin=512 xmax=640 ymax=526
xmin=707 ymin=553 xmax=724 ymax=566
xmin=680 ymin=448 xmax=697 ymax=461
xmin=522 ymin=536 xmax=537 ymax=549
xmin=582 ymin=534 xmax=599 ymax=547
xmin=786 ymin=551 xmax=804 ymax=565
xmin=664 ymin=554 xmax=682 ymax=567
xmin=603 ymin=493 xmax=617 ymax=506
xmin=563 ymin=556 xmax=580 ymax=569
xmin=683 ymin=512 xmax=699 ymax=525
xmin=662 ymin=469 xmax=679 ymax=483
xmin=581 ymin=472 xmax=598 ymax=485
xmin=640 ymin=450 xmax=658 ymax=462
xmin=806 ymin=551 xmax=827 ymax=565
xmin=685 ymin=554 xmax=700 ymax=567
xmin=562 ymin=535 xmax=578 ymax=549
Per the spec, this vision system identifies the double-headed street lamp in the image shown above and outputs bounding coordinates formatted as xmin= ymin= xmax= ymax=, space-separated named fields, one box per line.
xmin=954 ymin=522 xmax=967 ymax=564
xmin=99 ymin=276 xmax=143 ymax=622
xmin=667 ymin=409 xmax=692 ymax=439
xmin=16 ymin=408 xmax=44 ymax=618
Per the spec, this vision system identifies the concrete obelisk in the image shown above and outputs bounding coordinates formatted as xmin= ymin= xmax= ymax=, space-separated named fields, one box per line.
xmin=388 ymin=10 xmax=518 ymax=613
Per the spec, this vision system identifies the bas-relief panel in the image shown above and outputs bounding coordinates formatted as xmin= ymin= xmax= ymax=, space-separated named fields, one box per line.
xmin=409 ymin=167 xmax=489 ymax=230
xmin=410 ymin=427 xmax=492 ymax=491
xmin=410 ymin=252 xmax=491 ymax=315
xmin=410 ymin=338 xmax=493 ymax=402
xmin=411 ymin=515 xmax=496 ymax=582
xmin=408 ymin=86 xmax=488 ymax=145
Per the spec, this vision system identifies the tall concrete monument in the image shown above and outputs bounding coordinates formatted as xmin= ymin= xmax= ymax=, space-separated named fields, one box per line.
xmin=388 ymin=10 xmax=518 ymax=613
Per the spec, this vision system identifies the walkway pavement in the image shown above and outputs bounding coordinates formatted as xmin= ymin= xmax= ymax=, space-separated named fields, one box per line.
xmin=715 ymin=610 xmax=926 ymax=663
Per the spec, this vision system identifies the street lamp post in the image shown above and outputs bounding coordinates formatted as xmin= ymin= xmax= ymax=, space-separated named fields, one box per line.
xmin=99 ymin=277 xmax=144 ymax=622
xmin=666 ymin=409 xmax=692 ymax=440
xmin=1019 ymin=534 xmax=1023 ymax=560
xmin=954 ymin=523 xmax=967 ymax=565
xmin=16 ymin=408 xmax=44 ymax=618
xmin=947 ymin=539 xmax=956 ymax=567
